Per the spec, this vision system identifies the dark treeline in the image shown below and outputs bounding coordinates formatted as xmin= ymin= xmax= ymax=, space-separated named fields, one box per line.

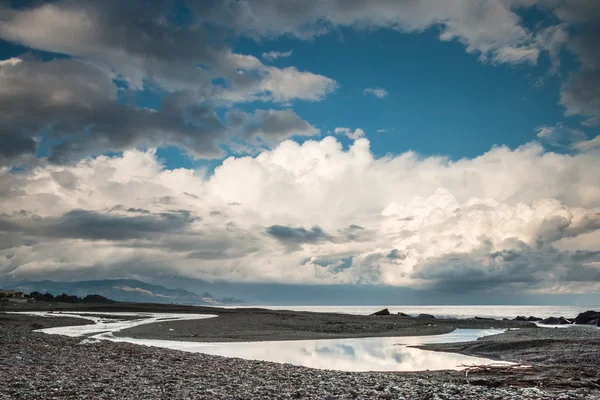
xmin=26 ymin=292 xmax=115 ymax=304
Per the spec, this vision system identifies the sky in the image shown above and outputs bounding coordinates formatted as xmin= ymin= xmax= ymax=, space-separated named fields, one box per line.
xmin=0 ymin=0 xmax=599 ymax=304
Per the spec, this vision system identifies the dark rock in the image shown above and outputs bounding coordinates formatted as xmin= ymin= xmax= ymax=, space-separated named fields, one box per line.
xmin=371 ymin=308 xmax=391 ymax=316
xmin=513 ymin=316 xmax=528 ymax=321
xmin=574 ymin=310 xmax=600 ymax=325
xmin=473 ymin=316 xmax=494 ymax=320
xmin=540 ymin=317 xmax=571 ymax=325
xmin=416 ymin=314 xmax=435 ymax=319
xmin=397 ymin=312 xmax=410 ymax=317
xmin=526 ymin=316 xmax=542 ymax=322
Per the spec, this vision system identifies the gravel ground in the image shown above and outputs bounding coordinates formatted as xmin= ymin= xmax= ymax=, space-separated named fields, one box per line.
xmin=1 ymin=313 xmax=599 ymax=399
xmin=419 ymin=325 xmax=600 ymax=366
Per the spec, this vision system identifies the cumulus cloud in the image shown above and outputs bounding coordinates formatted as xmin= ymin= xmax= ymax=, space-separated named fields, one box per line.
xmin=262 ymin=50 xmax=293 ymax=61
xmin=334 ymin=127 xmax=365 ymax=140
xmin=0 ymin=137 xmax=599 ymax=293
xmin=363 ymin=87 xmax=388 ymax=98
xmin=0 ymin=1 xmax=599 ymax=294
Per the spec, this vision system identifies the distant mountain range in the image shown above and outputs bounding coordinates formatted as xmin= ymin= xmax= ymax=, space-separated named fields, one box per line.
xmin=2 ymin=279 xmax=244 ymax=306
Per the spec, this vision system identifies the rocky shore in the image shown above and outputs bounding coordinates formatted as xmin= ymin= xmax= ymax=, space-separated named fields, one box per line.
xmin=2 ymin=313 xmax=599 ymax=399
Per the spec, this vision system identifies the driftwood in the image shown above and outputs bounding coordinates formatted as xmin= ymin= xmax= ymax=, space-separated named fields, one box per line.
xmin=461 ymin=363 xmax=531 ymax=377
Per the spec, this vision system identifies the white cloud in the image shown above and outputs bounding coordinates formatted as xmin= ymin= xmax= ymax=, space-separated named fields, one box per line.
xmin=363 ymin=87 xmax=388 ymax=98
xmin=1 ymin=137 xmax=599 ymax=292
xmin=334 ymin=127 xmax=365 ymax=139
xmin=259 ymin=66 xmax=338 ymax=102
xmin=535 ymin=122 xmax=586 ymax=148
xmin=207 ymin=0 xmax=546 ymax=66
xmin=572 ymin=135 xmax=600 ymax=152
xmin=491 ymin=46 xmax=539 ymax=65
xmin=0 ymin=4 xmax=336 ymax=103
xmin=0 ymin=57 xmax=22 ymax=66
xmin=262 ymin=50 xmax=293 ymax=61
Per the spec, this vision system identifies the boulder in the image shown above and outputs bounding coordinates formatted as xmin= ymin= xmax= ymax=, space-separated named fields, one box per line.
xmin=397 ymin=312 xmax=410 ymax=317
xmin=513 ymin=316 xmax=528 ymax=321
xmin=371 ymin=308 xmax=391 ymax=316
xmin=417 ymin=313 xmax=435 ymax=319
xmin=526 ymin=316 xmax=542 ymax=322
xmin=473 ymin=316 xmax=494 ymax=320
xmin=574 ymin=310 xmax=600 ymax=325
xmin=540 ymin=316 xmax=571 ymax=325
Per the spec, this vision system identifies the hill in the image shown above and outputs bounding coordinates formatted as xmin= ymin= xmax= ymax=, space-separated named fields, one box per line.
xmin=2 ymin=279 xmax=243 ymax=306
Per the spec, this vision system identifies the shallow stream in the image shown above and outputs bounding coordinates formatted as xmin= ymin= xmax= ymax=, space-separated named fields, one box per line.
xmin=17 ymin=311 xmax=511 ymax=372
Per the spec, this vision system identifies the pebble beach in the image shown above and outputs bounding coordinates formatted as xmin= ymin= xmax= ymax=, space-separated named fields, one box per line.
xmin=2 ymin=311 xmax=600 ymax=399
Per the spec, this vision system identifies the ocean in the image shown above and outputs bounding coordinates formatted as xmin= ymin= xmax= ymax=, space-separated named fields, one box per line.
xmin=224 ymin=305 xmax=599 ymax=320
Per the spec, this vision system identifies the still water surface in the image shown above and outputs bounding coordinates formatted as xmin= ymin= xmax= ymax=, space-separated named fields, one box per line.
xmin=19 ymin=311 xmax=510 ymax=372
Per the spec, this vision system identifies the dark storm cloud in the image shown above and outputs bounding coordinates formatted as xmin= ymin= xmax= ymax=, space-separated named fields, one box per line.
xmin=226 ymin=109 xmax=319 ymax=143
xmin=387 ymin=249 xmax=407 ymax=260
xmin=412 ymin=240 xmax=600 ymax=292
xmin=187 ymin=246 xmax=260 ymax=260
xmin=266 ymin=225 xmax=331 ymax=245
xmin=0 ymin=209 xmax=197 ymax=241
xmin=560 ymin=23 xmax=600 ymax=127
xmin=0 ymin=0 xmax=226 ymax=89
xmin=564 ymin=212 xmax=600 ymax=238
xmin=0 ymin=59 xmax=226 ymax=165
xmin=0 ymin=1 xmax=335 ymax=165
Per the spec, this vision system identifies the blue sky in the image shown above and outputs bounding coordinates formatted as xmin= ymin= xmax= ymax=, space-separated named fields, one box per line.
xmin=2 ymin=2 xmax=595 ymax=167
xmin=244 ymin=27 xmax=563 ymax=158
xmin=0 ymin=1 xmax=599 ymax=302
xmin=148 ymin=17 xmax=593 ymax=169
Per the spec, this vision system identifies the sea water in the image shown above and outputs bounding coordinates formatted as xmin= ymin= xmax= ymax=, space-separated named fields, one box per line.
xmin=223 ymin=305 xmax=597 ymax=320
